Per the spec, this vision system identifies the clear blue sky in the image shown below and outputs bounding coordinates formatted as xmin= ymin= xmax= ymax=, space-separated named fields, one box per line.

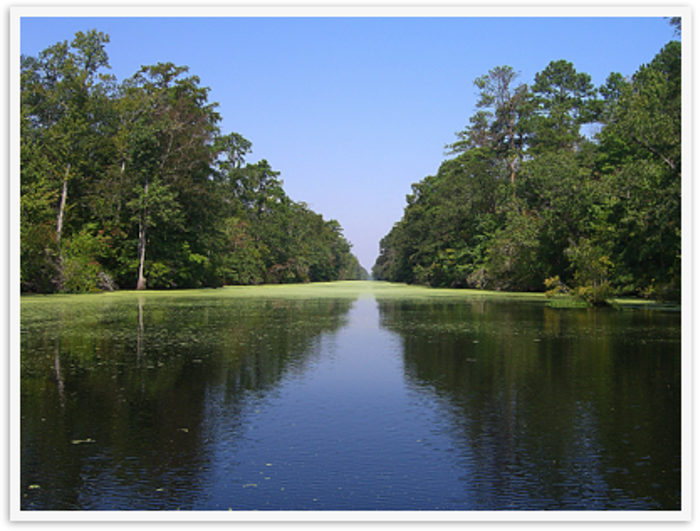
xmin=19 ymin=9 xmax=680 ymax=272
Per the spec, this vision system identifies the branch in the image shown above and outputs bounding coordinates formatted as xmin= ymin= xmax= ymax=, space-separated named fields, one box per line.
xmin=629 ymin=131 xmax=679 ymax=174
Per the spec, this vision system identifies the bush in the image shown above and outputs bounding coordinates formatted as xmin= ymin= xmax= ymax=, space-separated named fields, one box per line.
xmin=59 ymin=228 xmax=114 ymax=293
xmin=565 ymin=239 xmax=614 ymax=306
xmin=544 ymin=275 xmax=570 ymax=298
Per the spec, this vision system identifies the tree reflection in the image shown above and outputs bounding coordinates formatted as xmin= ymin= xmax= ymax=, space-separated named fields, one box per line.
xmin=377 ymin=297 xmax=681 ymax=510
xmin=20 ymin=292 xmax=355 ymax=510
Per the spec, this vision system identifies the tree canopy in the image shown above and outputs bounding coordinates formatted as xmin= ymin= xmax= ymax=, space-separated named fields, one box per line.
xmin=21 ymin=30 xmax=369 ymax=293
xmin=373 ymin=36 xmax=681 ymax=304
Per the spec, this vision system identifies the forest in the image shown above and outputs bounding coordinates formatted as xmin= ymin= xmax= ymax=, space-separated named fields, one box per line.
xmin=372 ymin=22 xmax=681 ymax=304
xmin=20 ymin=30 xmax=369 ymax=293
xmin=21 ymin=23 xmax=681 ymax=303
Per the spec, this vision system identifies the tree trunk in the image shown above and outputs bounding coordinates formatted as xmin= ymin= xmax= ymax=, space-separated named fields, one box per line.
xmin=56 ymin=163 xmax=70 ymax=245
xmin=508 ymin=117 xmax=517 ymax=184
xmin=136 ymin=180 xmax=148 ymax=290
xmin=136 ymin=222 xmax=147 ymax=290
xmin=629 ymin=132 xmax=679 ymax=175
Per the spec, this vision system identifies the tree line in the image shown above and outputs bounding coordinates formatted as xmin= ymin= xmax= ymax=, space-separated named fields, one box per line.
xmin=21 ymin=30 xmax=369 ymax=293
xmin=372 ymin=25 xmax=680 ymax=304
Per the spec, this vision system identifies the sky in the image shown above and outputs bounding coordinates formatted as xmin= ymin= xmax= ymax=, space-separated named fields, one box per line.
xmin=17 ymin=7 xmax=681 ymax=273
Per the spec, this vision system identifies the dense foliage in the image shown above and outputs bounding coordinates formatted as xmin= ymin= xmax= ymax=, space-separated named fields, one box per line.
xmin=21 ymin=31 xmax=369 ymax=293
xmin=373 ymin=37 xmax=681 ymax=304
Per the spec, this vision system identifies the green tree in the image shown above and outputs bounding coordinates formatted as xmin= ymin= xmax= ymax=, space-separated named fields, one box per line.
xmin=117 ymin=62 xmax=221 ymax=289
xmin=668 ymin=17 xmax=681 ymax=36
xmin=20 ymin=29 xmax=116 ymax=291
xmin=527 ymin=59 xmax=598 ymax=154
xmin=597 ymin=41 xmax=681 ymax=298
xmin=375 ymin=41 xmax=680 ymax=303
xmin=448 ymin=66 xmax=528 ymax=184
xmin=373 ymin=149 xmax=506 ymax=288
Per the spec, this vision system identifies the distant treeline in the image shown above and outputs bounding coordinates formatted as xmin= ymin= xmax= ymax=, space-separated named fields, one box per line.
xmin=21 ymin=30 xmax=369 ymax=293
xmin=372 ymin=25 xmax=680 ymax=304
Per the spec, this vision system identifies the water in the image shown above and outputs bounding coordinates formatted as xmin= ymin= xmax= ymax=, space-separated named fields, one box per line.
xmin=19 ymin=282 xmax=682 ymax=511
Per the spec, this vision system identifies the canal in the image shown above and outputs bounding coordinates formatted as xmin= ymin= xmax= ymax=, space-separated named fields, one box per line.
xmin=19 ymin=282 xmax=682 ymax=512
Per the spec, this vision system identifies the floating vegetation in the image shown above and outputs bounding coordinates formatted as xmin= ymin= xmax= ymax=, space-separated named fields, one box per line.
xmin=71 ymin=438 xmax=95 ymax=445
xmin=546 ymin=296 xmax=591 ymax=309
xmin=21 ymin=281 xmax=676 ymax=314
xmin=20 ymin=276 xmax=681 ymax=511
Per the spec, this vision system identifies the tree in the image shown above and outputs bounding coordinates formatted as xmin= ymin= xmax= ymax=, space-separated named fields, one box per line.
xmin=235 ymin=159 xmax=286 ymax=223
xmin=372 ymin=148 xmax=507 ymax=288
xmin=596 ymin=41 xmax=681 ymax=298
xmin=448 ymin=66 xmax=528 ymax=184
xmin=18 ymin=30 xmax=416 ymax=292
xmin=214 ymin=132 xmax=253 ymax=175
xmin=20 ymin=29 xmax=116 ymax=290
xmin=604 ymin=42 xmax=680 ymax=176
xmin=117 ymin=62 xmax=221 ymax=289
xmin=375 ymin=40 xmax=680 ymax=303
xmin=527 ymin=59 xmax=598 ymax=154
xmin=668 ymin=17 xmax=681 ymax=36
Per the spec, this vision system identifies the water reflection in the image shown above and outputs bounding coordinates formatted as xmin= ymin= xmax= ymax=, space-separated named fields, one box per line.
xmin=20 ymin=289 xmax=681 ymax=511
xmin=21 ymin=292 xmax=355 ymax=510
xmin=376 ymin=297 xmax=681 ymax=510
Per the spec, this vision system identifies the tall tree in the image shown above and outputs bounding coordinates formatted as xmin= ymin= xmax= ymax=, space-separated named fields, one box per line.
xmin=527 ymin=59 xmax=598 ymax=153
xmin=20 ymin=30 xmax=389 ymax=292
xmin=118 ymin=62 xmax=221 ymax=289
xmin=448 ymin=66 xmax=528 ymax=184
xmin=375 ymin=40 xmax=681 ymax=302
xmin=668 ymin=17 xmax=681 ymax=35
xmin=596 ymin=41 xmax=681 ymax=298
xmin=20 ymin=29 xmax=115 ymax=290
xmin=604 ymin=42 xmax=681 ymax=176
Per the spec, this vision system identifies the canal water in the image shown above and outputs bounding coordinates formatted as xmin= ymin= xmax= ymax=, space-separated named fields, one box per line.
xmin=19 ymin=282 xmax=682 ymax=511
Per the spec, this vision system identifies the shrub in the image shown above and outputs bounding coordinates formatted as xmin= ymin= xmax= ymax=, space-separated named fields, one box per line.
xmin=59 ymin=228 xmax=114 ymax=293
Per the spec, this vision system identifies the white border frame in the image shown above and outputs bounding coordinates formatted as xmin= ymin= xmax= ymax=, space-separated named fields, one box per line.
xmin=8 ymin=3 xmax=694 ymax=524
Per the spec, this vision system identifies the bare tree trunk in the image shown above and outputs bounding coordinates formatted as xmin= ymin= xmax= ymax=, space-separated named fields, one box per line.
xmin=629 ymin=132 xmax=679 ymax=175
xmin=56 ymin=163 xmax=70 ymax=245
xmin=508 ymin=118 xmax=517 ymax=185
xmin=136 ymin=179 xmax=148 ymax=290
xmin=136 ymin=222 xmax=147 ymax=290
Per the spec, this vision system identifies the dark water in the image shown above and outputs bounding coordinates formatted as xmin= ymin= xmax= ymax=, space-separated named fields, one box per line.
xmin=19 ymin=284 xmax=682 ymax=511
